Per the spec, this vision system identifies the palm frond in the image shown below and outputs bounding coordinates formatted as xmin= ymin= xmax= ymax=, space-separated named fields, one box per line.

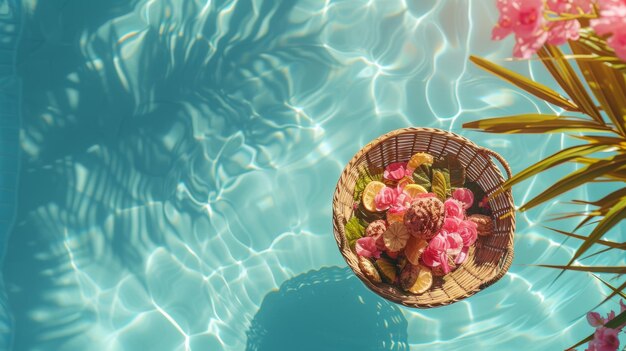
xmin=519 ymin=156 xmax=626 ymax=211
xmin=469 ymin=55 xmax=579 ymax=111
xmin=570 ymin=39 xmax=626 ymax=136
xmin=538 ymin=45 xmax=604 ymax=124
xmin=462 ymin=114 xmax=614 ymax=134
xmin=565 ymin=196 xmax=626 ymax=266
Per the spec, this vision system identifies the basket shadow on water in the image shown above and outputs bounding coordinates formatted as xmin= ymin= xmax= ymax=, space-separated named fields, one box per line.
xmin=246 ymin=266 xmax=409 ymax=351
xmin=332 ymin=128 xmax=516 ymax=309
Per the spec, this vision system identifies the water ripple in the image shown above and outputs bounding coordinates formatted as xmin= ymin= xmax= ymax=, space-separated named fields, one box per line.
xmin=3 ymin=0 xmax=622 ymax=350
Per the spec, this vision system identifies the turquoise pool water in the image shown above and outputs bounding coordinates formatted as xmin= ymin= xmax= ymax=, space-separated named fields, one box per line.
xmin=1 ymin=0 xmax=625 ymax=350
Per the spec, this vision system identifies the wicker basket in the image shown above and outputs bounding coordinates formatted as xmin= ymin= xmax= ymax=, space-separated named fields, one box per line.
xmin=332 ymin=127 xmax=515 ymax=308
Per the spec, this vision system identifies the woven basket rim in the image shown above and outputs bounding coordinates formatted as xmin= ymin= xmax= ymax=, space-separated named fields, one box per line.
xmin=332 ymin=127 xmax=515 ymax=308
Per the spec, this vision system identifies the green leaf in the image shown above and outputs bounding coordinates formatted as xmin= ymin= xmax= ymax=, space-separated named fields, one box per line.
xmin=412 ymin=164 xmax=432 ymax=191
xmin=345 ymin=216 xmax=366 ymax=249
xmin=591 ymin=274 xmax=626 ymax=307
xmin=571 ymin=36 xmax=626 ymax=136
xmin=353 ymin=167 xmax=383 ymax=202
xmin=544 ymin=226 xmax=626 ymax=250
xmin=463 ymin=114 xmax=614 ymax=134
xmin=433 ymin=155 xmax=465 ymax=188
xmin=565 ymin=196 xmax=626 ymax=267
xmin=538 ymin=45 xmax=604 ymax=124
xmin=432 ymin=170 xmax=448 ymax=201
xmin=432 ymin=157 xmax=452 ymax=195
xmin=537 ymin=264 xmax=626 ymax=274
xmin=494 ymin=143 xmax=615 ymax=195
xmin=519 ymin=156 xmax=626 ymax=212
xmin=469 ymin=55 xmax=579 ymax=111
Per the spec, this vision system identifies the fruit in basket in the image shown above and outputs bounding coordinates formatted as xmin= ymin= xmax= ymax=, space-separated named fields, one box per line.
xmin=365 ymin=219 xmax=387 ymax=238
xmin=383 ymin=222 xmax=410 ymax=252
xmin=375 ymin=257 xmax=398 ymax=283
xmin=386 ymin=210 xmax=405 ymax=224
xmin=407 ymin=265 xmax=433 ymax=294
xmin=407 ymin=152 xmax=434 ymax=171
xmin=404 ymin=237 xmax=428 ymax=265
xmin=358 ymin=256 xmax=382 ymax=284
xmin=404 ymin=197 xmax=445 ymax=240
xmin=399 ymin=263 xmax=420 ymax=290
xmin=403 ymin=184 xmax=428 ymax=198
xmin=362 ymin=181 xmax=386 ymax=212
xmin=468 ymin=214 xmax=494 ymax=236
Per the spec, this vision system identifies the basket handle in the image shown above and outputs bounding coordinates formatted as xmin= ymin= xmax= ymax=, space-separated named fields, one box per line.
xmin=480 ymin=148 xmax=512 ymax=179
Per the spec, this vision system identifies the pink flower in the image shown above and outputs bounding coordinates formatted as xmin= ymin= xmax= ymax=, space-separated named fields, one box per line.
xmin=547 ymin=0 xmax=594 ymax=14
xmin=356 ymin=236 xmax=381 ymax=258
xmin=547 ymin=17 xmax=581 ymax=45
xmin=415 ymin=192 xmax=437 ymax=199
xmin=442 ymin=216 xmax=462 ymax=232
xmin=392 ymin=188 xmax=413 ymax=211
xmin=588 ymin=312 xmax=605 ymax=328
xmin=422 ymin=233 xmax=449 ymax=268
xmin=444 ymin=198 xmax=465 ymax=220
xmin=493 ymin=0 xmax=545 ymax=40
xmin=455 ymin=246 xmax=469 ymax=265
xmin=493 ymin=0 xmax=591 ymax=58
xmin=384 ymin=162 xmax=411 ymax=181
xmin=453 ymin=188 xmax=474 ymax=209
xmin=591 ymin=1 xmax=626 ymax=61
xmin=587 ymin=327 xmax=620 ymax=351
xmin=375 ymin=186 xmax=397 ymax=211
xmin=458 ymin=220 xmax=479 ymax=246
xmin=446 ymin=232 xmax=464 ymax=256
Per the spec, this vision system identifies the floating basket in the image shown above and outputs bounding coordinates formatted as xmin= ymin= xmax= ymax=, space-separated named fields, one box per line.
xmin=332 ymin=127 xmax=515 ymax=308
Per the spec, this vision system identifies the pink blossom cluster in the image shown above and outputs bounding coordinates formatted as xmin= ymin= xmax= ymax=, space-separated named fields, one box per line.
xmin=492 ymin=0 xmax=595 ymax=58
xmin=592 ymin=0 xmax=626 ymax=60
xmin=492 ymin=0 xmax=626 ymax=60
xmin=584 ymin=300 xmax=625 ymax=351
xmin=421 ymin=189 xmax=478 ymax=275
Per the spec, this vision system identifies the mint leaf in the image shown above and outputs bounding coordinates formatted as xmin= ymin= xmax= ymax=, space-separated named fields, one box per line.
xmin=412 ymin=164 xmax=432 ymax=191
xmin=345 ymin=216 xmax=366 ymax=248
xmin=432 ymin=170 xmax=448 ymax=201
xmin=353 ymin=167 xmax=383 ymax=202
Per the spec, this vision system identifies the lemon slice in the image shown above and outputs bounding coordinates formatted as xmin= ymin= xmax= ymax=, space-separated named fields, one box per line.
xmin=375 ymin=257 xmax=397 ymax=283
xmin=362 ymin=181 xmax=386 ymax=212
xmin=408 ymin=265 xmax=433 ymax=294
xmin=403 ymin=184 xmax=427 ymax=198
xmin=383 ymin=222 xmax=409 ymax=252
xmin=404 ymin=237 xmax=428 ymax=265
xmin=407 ymin=152 xmax=434 ymax=170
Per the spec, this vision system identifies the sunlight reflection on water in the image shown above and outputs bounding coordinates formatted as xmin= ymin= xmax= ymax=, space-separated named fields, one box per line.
xmin=2 ymin=0 xmax=624 ymax=350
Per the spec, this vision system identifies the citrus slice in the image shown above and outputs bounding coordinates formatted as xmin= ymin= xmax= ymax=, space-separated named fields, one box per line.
xmin=407 ymin=152 xmax=434 ymax=170
xmin=407 ymin=265 xmax=433 ymax=294
xmin=375 ymin=257 xmax=397 ymax=283
xmin=383 ymin=222 xmax=410 ymax=252
xmin=403 ymin=184 xmax=428 ymax=198
xmin=386 ymin=210 xmax=405 ymax=224
xmin=362 ymin=181 xmax=386 ymax=212
xmin=404 ymin=237 xmax=428 ymax=265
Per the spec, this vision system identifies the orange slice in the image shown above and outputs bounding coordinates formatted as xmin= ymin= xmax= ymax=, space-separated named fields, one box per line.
xmin=403 ymin=184 xmax=428 ymax=198
xmin=407 ymin=152 xmax=434 ymax=170
xmin=362 ymin=181 xmax=386 ymax=212
xmin=407 ymin=265 xmax=433 ymax=294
